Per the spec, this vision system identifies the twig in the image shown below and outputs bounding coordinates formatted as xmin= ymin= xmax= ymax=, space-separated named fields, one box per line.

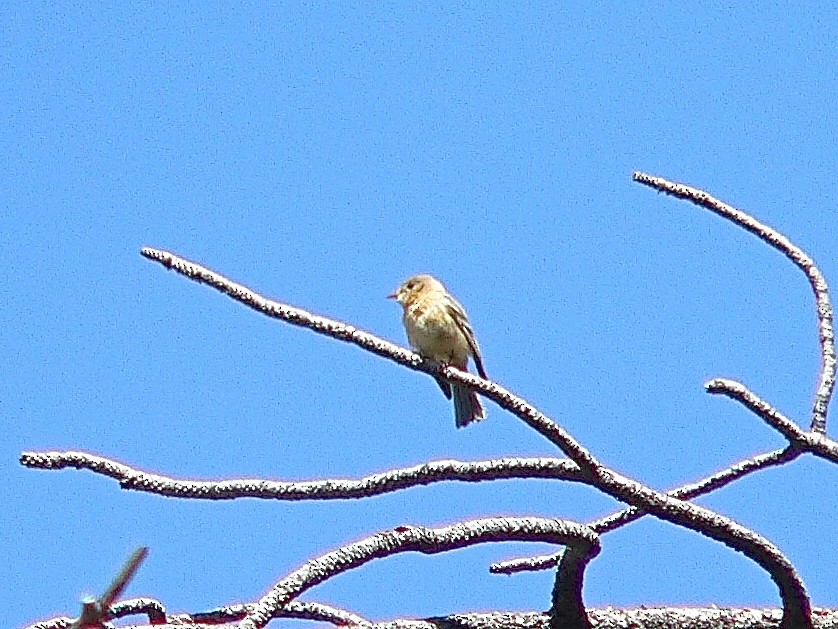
xmin=633 ymin=172 xmax=836 ymax=434
xmin=71 ymin=547 xmax=148 ymax=628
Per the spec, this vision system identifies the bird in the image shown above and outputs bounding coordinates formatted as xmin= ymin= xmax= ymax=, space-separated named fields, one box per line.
xmin=389 ymin=274 xmax=488 ymax=428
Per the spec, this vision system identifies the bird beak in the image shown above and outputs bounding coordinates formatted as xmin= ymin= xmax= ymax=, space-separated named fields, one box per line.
xmin=387 ymin=292 xmax=397 ymax=300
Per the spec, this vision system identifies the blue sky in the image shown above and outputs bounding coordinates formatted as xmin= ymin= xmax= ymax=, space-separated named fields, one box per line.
xmin=3 ymin=3 xmax=837 ymax=627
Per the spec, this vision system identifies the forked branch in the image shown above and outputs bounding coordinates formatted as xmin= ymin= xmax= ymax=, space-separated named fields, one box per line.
xmin=706 ymin=379 xmax=838 ymax=463
xmin=491 ymin=445 xmax=800 ymax=574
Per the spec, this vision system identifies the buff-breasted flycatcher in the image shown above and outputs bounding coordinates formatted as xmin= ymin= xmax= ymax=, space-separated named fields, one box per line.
xmin=389 ymin=274 xmax=488 ymax=428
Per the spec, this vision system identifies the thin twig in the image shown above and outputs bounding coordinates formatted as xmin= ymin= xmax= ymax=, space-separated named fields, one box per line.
xmin=633 ymin=172 xmax=836 ymax=434
xmin=97 ymin=548 xmax=149 ymax=616
xmin=71 ymin=547 xmax=149 ymax=629
xmin=19 ymin=451 xmax=582 ymax=499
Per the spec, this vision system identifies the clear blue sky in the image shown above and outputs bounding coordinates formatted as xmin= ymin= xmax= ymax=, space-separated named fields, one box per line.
xmin=3 ymin=3 xmax=837 ymax=627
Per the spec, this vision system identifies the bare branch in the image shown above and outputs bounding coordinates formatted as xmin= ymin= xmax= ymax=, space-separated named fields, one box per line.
xmin=256 ymin=600 xmax=372 ymax=626
xmin=19 ymin=451 xmax=582 ymax=499
xmin=706 ymin=379 xmax=838 ymax=464
xmin=374 ymin=608 xmax=838 ymax=629
xmin=141 ymin=245 xmax=424 ymax=370
xmin=633 ymin=171 xmax=836 ymax=434
xmin=179 ymin=600 xmax=372 ymax=626
xmin=366 ymin=608 xmax=838 ymax=629
xmin=239 ymin=518 xmax=600 ymax=629
xmin=22 ymin=600 xmax=167 ymax=629
xmin=492 ymin=446 xmax=800 ymax=574
xmin=22 ymin=619 xmax=74 ymax=629
xmin=450 ymin=373 xmax=812 ymax=627
xmin=591 ymin=447 xmax=800 ymax=535
xmin=141 ymin=247 xmax=812 ymax=626
xmin=491 ymin=551 xmax=563 ymax=574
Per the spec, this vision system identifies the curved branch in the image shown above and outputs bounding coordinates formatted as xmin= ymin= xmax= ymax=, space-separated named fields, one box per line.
xmin=239 ymin=518 xmax=600 ymax=629
xmin=182 ymin=600 xmax=372 ymax=626
xmin=633 ymin=171 xmax=836 ymax=434
xmin=141 ymin=247 xmax=812 ymax=627
xmin=19 ymin=451 xmax=582 ymax=499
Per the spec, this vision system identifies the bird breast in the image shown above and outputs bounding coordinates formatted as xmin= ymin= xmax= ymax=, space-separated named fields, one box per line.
xmin=403 ymin=301 xmax=470 ymax=365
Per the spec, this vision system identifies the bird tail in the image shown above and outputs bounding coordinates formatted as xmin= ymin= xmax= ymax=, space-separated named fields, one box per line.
xmin=452 ymin=384 xmax=485 ymax=428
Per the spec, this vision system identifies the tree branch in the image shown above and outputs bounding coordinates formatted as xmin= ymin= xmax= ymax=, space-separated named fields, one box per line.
xmin=491 ymin=446 xmax=799 ymax=574
xmin=706 ymin=379 xmax=838 ymax=463
xmin=181 ymin=600 xmax=372 ymax=626
xmin=633 ymin=171 xmax=836 ymax=434
xmin=443 ymin=372 xmax=812 ymax=628
xmin=238 ymin=518 xmax=599 ymax=629
xmin=550 ymin=545 xmax=594 ymax=629
xmin=19 ymin=451 xmax=583 ymax=499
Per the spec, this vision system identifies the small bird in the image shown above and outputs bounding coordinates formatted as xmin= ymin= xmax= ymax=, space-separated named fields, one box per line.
xmin=389 ymin=274 xmax=488 ymax=428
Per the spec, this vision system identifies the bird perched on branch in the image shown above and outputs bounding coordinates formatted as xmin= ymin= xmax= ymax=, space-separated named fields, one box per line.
xmin=389 ymin=274 xmax=488 ymax=428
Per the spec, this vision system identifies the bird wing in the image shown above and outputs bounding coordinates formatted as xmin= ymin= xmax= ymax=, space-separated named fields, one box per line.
xmin=445 ymin=299 xmax=488 ymax=379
